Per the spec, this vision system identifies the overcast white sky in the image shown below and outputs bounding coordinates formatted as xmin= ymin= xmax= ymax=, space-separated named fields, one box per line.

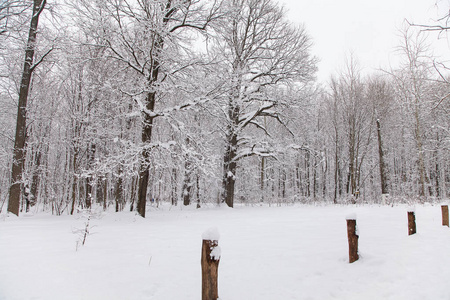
xmin=278 ymin=0 xmax=450 ymax=82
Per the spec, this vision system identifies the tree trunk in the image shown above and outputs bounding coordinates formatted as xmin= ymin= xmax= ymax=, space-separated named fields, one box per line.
xmin=171 ymin=167 xmax=178 ymax=206
xmin=70 ymin=146 xmax=79 ymax=215
xmin=137 ymin=167 xmax=150 ymax=217
xmin=376 ymin=119 xmax=389 ymax=195
xmin=8 ymin=0 xmax=46 ymax=216
xmin=28 ymin=148 xmax=42 ymax=211
xmin=334 ymin=142 xmax=339 ymax=204
xmin=130 ymin=175 xmax=137 ymax=211
xmin=260 ymin=157 xmax=265 ymax=202
xmin=196 ymin=174 xmax=201 ymax=208
xmin=413 ymin=95 xmax=426 ymax=197
xmin=85 ymin=143 xmax=96 ymax=210
xmin=312 ymin=157 xmax=317 ymax=200
xmin=96 ymin=177 xmax=104 ymax=206
xmin=222 ymin=92 xmax=239 ymax=208
xmin=136 ymin=88 xmax=157 ymax=217
xmin=103 ymin=177 xmax=108 ymax=210
xmin=323 ymin=156 xmax=328 ymax=199
xmin=305 ymin=151 xmax=310 ymax=198
xmin=182 ymin=167 xmax=193 ymax=206
xmin=115 ymin=170 xmax=123 ymax=212
xmin=222 ymin=132 xmax=237 ymax=208
xmin=434 ymin=133 xmax=441 ymax=198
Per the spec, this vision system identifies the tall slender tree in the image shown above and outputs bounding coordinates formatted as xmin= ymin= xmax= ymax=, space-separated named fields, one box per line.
xmin=8 ymin=0 xmax=48 ymax=216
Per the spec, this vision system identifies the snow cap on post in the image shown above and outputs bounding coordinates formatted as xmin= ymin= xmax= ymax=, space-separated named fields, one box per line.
xmin=202 ymin=227 xmax=220 ymax=241
xmin=346 ymin=212 xmax=357 ymax=220
xmin=407 ymin=206 xmax=416 ymax=213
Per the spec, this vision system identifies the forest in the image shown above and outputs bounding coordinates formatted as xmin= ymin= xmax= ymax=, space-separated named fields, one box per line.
xmin=1 ymin=0 xmax=450 ymax=217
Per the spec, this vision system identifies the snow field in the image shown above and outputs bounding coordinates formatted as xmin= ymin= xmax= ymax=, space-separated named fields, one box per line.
xmin=1 ymin=204 xmax=450 ymax=299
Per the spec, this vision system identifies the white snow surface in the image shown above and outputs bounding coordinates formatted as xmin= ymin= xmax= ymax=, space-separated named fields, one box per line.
xmin=1 ymin=204 xmax=450 ymax=299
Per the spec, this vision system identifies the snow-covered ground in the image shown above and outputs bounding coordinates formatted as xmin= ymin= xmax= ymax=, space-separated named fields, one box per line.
xmin=1 ymin=203 xmax=450 ymax=300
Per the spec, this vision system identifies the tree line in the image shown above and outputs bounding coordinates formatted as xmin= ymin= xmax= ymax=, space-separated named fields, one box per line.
xmin=0 ymin=0 xmax=449 ymax=217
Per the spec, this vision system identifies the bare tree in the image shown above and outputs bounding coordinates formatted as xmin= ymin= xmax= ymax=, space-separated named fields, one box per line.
xmin=330 ymin=57 xmax=376 ymax=202
xmin=366 ymin=77 xmax=393 ymax=200
xmin=390 ymin=27 xmax=433 ymax=197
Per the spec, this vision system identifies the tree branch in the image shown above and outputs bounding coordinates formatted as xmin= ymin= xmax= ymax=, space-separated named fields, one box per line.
xmin=30 ymin=46 xmax=53 ymax=73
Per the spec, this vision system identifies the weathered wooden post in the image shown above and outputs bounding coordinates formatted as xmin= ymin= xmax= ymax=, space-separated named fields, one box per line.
xmin=408 ymin=210 xmax=416 ymax=235
xmin=346 ymin=214 xmax=359 ymax=263
xmin=201 ymin=228 xmax=221 ymax=300
xmin=442 ymin=205 xmax=449 ymax=227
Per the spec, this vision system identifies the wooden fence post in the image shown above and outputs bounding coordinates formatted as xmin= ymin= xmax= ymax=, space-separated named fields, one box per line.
xmin=442 ymin=205 xmax=449 ymax=227
xmin=408 ymin=210 xmax=416 ymax=235
xmin=346 ymin=216 xmax=359 ymax=263
xmin=202 ymin=229 xmax=220 ymax=300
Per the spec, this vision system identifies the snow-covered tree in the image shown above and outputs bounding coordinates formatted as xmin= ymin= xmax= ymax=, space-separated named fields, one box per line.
xmin=210 ymin=0 xmax=316 ymax=207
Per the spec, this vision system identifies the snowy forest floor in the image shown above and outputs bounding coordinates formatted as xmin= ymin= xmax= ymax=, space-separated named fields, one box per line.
xmin=1 ymin=203 xmax=450 ymax=300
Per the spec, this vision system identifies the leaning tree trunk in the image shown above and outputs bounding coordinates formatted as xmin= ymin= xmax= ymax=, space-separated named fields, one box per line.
xmin=8 ymin=0 xmax=46 ymax=216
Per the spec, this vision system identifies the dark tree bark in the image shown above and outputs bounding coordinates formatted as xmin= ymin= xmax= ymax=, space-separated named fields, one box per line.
xmin=85 ymin=143 xmax=96 ymax=209
xmin=182 ymin=166 xmax=193 ymax=206
xmin=182 ymin=137 xmax=193 ymax=206
xmin=70 ymin=127 xmax=80 ymax=215
xmin=96 ymin=177 xmax=105 ymax=207
xmin=115 ymin=170 xmax=123 ymax=212
xmin=221 ymin=63 xmax=241 ymax=208
xmin=196 ymin=174 xmax=201 ymax=208
xmin=334 ymin=140 xmax=339 ymax=204
xmin=222 ymin=131 xmax=237 ymax=208
xmin=136 ymin=3 xmax=169 ymax=217
xmin=136 ymin=68 xmax=158 ymax=218
xmin=408 ymin=211 xmax=416 ymax=235
xmin=28 ymin=147 xmax=42 ymax=212
xmin=171 ymin=167 xmax=178 ymax=206
xmin=130 ymin=175 xmax=137 ymax=212
xmin=260 ymin=157 xmax=266 ymax=202
xmin=434 ymin=133 xmax=441 ymax=198
xmin=8 ymin=0 xmax=46 ymax=216
xmin=442 ymin=205 xmax=448 ymax=227
xmin=346 ymin=218 xmax=359 ymax=263
xmin=376 ymin=119 xmax=389 ymax=195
